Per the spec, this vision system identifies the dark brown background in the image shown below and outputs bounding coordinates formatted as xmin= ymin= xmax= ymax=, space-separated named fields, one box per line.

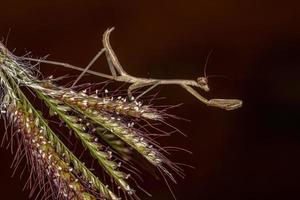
xmin=0 ymin=1 xmax=299 ymax=200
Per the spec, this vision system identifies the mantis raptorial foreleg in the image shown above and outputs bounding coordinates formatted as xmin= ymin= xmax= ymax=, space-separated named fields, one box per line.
xmin=181 ymin=84 xmax=242 ymax=110
xmin=20 ymin=28 xmax=243 ymax=111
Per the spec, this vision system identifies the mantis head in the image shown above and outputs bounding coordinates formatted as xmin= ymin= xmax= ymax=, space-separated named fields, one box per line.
xmin=197 ymin=76 xmax=210 ymax=92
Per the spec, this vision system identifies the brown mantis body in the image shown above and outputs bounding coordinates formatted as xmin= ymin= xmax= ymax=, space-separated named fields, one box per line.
xmin=22 ymin=28 xmax=242 ymax=111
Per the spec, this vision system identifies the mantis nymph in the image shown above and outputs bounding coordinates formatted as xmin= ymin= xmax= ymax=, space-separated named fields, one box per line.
xmin=23 ymin=28 xmax=242 ymax=111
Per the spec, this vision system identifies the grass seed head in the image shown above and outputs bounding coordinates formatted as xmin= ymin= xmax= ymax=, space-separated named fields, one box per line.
xmin=7 ymin=105 xmax=97 ymax=200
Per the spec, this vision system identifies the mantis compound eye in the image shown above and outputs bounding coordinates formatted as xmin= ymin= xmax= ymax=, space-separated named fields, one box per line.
xmin=197 ymin=77 xmax=210 ymax=92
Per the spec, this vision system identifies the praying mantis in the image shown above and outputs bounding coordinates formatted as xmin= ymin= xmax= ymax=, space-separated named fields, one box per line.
xmin=22 ymin=28 xmax=242 ymax=111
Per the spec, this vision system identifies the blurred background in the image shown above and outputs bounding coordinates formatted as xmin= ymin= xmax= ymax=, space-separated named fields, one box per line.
xmin=0 ymin=1 xmax=299 ymax=199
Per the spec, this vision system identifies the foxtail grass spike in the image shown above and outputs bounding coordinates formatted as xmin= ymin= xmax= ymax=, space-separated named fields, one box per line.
xmin=8 ymin=105 xmax=97 ymax=200
xmin=39 ymin=81 xmax=162 ymax=121
xmin=37 ymin=91 xmax=135 ymax=196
